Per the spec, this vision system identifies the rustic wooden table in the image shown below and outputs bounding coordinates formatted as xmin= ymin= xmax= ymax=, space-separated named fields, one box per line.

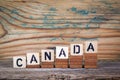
xmin=0 ymin=59 xmax=120 ymax=80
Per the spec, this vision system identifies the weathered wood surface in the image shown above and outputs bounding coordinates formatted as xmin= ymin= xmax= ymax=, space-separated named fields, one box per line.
xmin=0 ymin=0 xmax=120 ymax=60
xmin=0 ymin=59 xmax=120 ymax=80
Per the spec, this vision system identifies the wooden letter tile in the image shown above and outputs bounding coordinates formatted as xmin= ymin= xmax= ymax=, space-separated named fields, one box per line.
xmin=85 ymin=41 xmax=98 ymax=53
xmin=13 ymin=56 xmax=26 ymax=68
xmin=71 ymin=44 xmax=83 ymax=56
xmin=26 ymin=52 xmax=40 ymax=68
xmin=56 ymin=46 xmax=68 ymax=59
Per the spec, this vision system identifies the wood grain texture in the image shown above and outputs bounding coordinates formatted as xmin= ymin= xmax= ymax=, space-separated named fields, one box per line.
xmin=84 ymin=53 xmax=97 ymax=68
xmin=70 ymin=56 xmax=83 ymax=68
xmin=0 ymin=0 xmax=120 ymax=60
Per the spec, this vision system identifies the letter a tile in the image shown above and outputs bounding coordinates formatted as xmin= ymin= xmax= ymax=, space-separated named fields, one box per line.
xmin=26 ymin=53 xmax=40 ymax=68
xmin=56 ymin=46 xmax=68 ymax=59
xmin=85 ymin=41 xmax=98 ymax=53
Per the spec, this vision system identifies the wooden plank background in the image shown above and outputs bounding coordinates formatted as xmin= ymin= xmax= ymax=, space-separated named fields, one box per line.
xmin=0 ymin=0 xmax=120 ymax=60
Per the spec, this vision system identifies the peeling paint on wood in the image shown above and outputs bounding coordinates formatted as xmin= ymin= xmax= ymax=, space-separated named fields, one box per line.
xmin=0 ymin=0 xmax=120 ymax=60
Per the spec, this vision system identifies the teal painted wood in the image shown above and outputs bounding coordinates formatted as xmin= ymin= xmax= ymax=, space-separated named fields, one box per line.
xmin=0 ymin=0 xmax=120 ymax=60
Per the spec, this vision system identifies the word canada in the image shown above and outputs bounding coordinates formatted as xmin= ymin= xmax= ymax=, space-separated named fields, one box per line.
xmin=13 ymin=41 xmax=98 ymax=68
